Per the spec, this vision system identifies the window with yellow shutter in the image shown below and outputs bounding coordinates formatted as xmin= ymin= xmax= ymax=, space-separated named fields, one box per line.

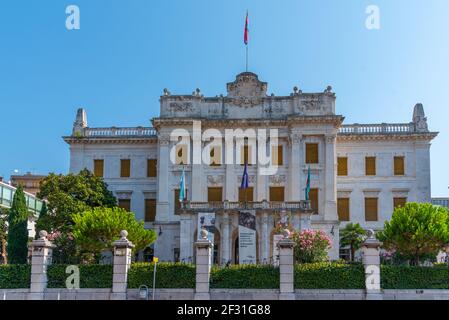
xmin=269 ymin=187 xmax=285 ymax=202
xmin=365 ymin=198 xmax=378 ymax=221
xmin=118 ymin=199 xmax=131 ymax=212
xmin=145 ymin=199 xmax=156 ymax=222
xmin=176 ymin=145 xmax=188 ymax=165
xmin=394 ymin=156 xmax=405 ymax=176
xmin=208 ymin=187 xmax=223 ymax=202
xmin=174 ymin=189 xmax=188 ymax=214
xmin=337 ymin=157 xmax=348 ymax=176
xmin=210 ymin=146 xmax=221 ymax=166
xmin=393 ymin=197 xmax=407 ymax=209
xmin=365 ymin=157 xmax=376 ymax=176
xmin=309 ymin=188 xmax=319 ymax=214
xmin=93 ymin=159 xmax=104 ymax=177
xmin=305 ymin=143 xmax=319 ymax=164
xmin=120 ymin=159 xmax=131 ymax=178
xmin=337 ymin=198 xmax=350 ymax=221
xmin=238 ymin=187 xmax=254 ymax=202
xmin=147 ymin=159 xmax=157 ymax=177
xmin=272 ymin=145 xmax=283 ymax=166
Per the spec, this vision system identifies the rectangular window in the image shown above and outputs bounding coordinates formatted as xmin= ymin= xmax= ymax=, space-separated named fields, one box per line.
xmin=241 ymin=145 xmax=252 ymax=166
xmin=272 ymin=145 xmax=284 ymax=166
xmin=393 ymin=197 xmax=407 ymax=209
xmin=238 ymin=187 xmax=254 ymax=202
xmin=337 ymin=198 xmax=350 ymax=221
xmin=394 ymin=156 xmax=405 ymax=176
xmin=365 ymin=198 xmax=378 ymax=221
xmin=208 ymin=187 xmax=223 ymax=202
xmin=210 ymin=146 xmax=221 ymax=166
xmin=120 ymin=159 xmax=131 ymax=178
xmin=147 ymin=159 xmax=157 ymax=177
xmin=145 ymin=199 xmax=156 ymax=222
xmin=305 ymin=143 xmax=319 ymax=164
xmin=269 ymin=187 xmax=285 ymax=202
xmin=93 ymin=159 xmax=104 ymax=178
xmin=309 ymin=188 xmax=319 ymax=214
xmin=175 ymin=145 xmax=188 ymax=165
xmin=337 ymin=157 xmax=348 ymax=176
xmin=174 ymin=189 xmax=188 ymax=214
xmin=365 ymin=157 xmax=376 ymax=176
xmin=118 ymin=199 xmax=131 ymax=212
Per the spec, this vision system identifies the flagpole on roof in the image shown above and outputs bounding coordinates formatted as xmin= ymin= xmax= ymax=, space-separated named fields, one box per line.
xmin=244 ymin=10 xmax=249 ymax=72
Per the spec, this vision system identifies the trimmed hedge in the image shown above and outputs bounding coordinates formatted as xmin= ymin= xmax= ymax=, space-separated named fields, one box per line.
xmin=128 ymin=263 xmax=196 ymax=288
xmin=0 ymin=264 xmax=31 ymax=289
xmin=210 ymin=265 xmax=279 ymax=289
xmin=47 ymin=264 xmax=113 ymax=288
xmin=381 ymin=266 xmax=449 ymax=289
xmin=294 ymin=263 xmax=365 ymax=289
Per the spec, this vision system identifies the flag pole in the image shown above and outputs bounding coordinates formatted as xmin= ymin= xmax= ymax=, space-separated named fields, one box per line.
xmin=246 ymin=45 xmax=248 ymax=72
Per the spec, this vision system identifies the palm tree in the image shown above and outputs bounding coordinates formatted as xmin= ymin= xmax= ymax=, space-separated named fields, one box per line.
xmin=340 ymin=223 xmax=367 ymax=262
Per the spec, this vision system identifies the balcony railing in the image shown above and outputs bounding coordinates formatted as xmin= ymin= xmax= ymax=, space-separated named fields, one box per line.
xmin=339 ymin=123 xmax=415 ymax=135
xmin=177 ymin=200 xmax=311 ymax=214
xmin=83 ymin=127 xmax=157 ymax=137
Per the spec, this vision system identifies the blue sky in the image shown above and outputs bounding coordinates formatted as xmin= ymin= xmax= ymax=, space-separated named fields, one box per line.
xmin=0 ymin=0 xmax=448 ymax=196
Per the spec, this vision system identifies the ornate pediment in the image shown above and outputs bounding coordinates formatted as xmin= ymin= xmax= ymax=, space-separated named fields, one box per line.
xmin=226 ymin=72 xmax=267 ymax=102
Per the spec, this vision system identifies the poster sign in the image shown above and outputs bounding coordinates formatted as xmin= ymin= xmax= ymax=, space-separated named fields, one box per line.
xmin=197 ymin=212 xmax=215 ymax=263
xmin=272 ymin=234 xmax=284 ymax=266
xmin=238 ymin=210 xmax=257 ymax=264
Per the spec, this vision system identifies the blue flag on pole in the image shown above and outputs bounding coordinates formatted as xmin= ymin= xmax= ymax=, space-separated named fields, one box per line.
xmin=179 ymin=167 xmax=186 ymax=202
xmin=240 ymin=162 xmax=249 ymax=189
xmin=305 ymin=166 xmax=311 ymax=201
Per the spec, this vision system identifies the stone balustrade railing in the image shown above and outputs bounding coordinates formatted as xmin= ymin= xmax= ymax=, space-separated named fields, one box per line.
xmin=339 ymin=123 xmax=415 ymax=135
xmin=83 ymin=127 xmax=157 ymax=137
xmin=178 ymin=200 xmax=311 ymax=213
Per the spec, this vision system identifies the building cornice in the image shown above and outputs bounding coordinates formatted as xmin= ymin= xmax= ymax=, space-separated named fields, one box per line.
xmin=63 ymin=136 xmax=158 ymax=145
xmin=337 ymin=132 xmax=438 ymax=142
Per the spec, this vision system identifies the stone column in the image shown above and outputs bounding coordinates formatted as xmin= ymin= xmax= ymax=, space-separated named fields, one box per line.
xmin=288 ymin=133 xmax=302 ymax=201
xmin=261 ymin=211 xmax=269 ymax=263
xmin=156 ymin=136 xmax=170 ymax=221
xmin=278 ymin=236 xmax=295 ymax=300
xmin=221 ymin=211 xmax=231 ymax=265
xmin=111 ymin=230 xmax=135 ymax=300
xmin=29 ymin=230 xmax=55 ymax=300
xmin=194 ymin=230 xmax=213 ymax=300
xmin=361 ymin=230 xmax=383 ymax=300
xmin=324 ymin=134 xmax=338 ymax=221
xmin=180 ymin=213 xmax=193 ymax=262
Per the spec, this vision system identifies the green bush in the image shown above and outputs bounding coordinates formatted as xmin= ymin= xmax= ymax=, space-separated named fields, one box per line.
xmin=210 ymin=265 xmax=279 ymax=289
xmin=381 ymin=265 xmax=449 ymax=289
xmin=47 ymin=264 xmax=113 ymax=288
xmin=0 ymin=264 xmax=31 ymax=288
xmin=128 ymin=263 xmax=195 ymax=288
xmin=294 ymin=263 xmax=365 ymax=289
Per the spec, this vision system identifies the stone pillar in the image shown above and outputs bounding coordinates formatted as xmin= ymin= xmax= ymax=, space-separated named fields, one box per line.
xmin=361 ymin=230 xmax=383 ymax=300
xmin=221 ymin=212 xmax=231 ymax=265
xmin=278 ymin=236 xmax=295 ymax=300
xmin=111 ymin=230 xmax=135 ymax=300
xmin=180 ymin=213 xmax=193 ymax=262
xmin=324 ymin=134 xmax=338 ymax=221
xmin=288 ymin=133 xmax=302 ymax=201
xmin=194 ymin=229 xmax=213 ymax=300
xmin=29 ymin=230 xmax=55 ymax=300
xmin=261 ymin=212 xmax=269 ymax=263
xmin=156 ymin=136 xmax=170 ymax=221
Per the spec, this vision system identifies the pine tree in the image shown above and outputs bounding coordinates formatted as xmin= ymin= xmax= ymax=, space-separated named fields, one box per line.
xmin=7 ymin=185 xmax=29 ymax=264
xmin=35 ymin=201 xmax=50 ymax=239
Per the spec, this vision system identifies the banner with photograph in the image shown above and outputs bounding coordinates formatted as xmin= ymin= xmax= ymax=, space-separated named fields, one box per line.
xmin=197 ymin=212 xmax=216 ymax=264
xmin=272 ymin=234 xmax=284 ymax=266
xmin=238 ymin=210 xmax=257 ymax=264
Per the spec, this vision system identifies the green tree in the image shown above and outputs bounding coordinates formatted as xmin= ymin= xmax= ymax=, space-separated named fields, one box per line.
xmin=35 ymin=202 xmax=50 ymax=239
xmin=72 ymin=207 xmax=157 ymax=262
xmin=377 ymin=203 xmax=449 ymax=265
xmin=7 ymin=186 xmax=29 ymax=264
xmin=0 ymin=208 xmax=8 ymax=264
xmin=340 ymin=223 xmax=367 ymax=262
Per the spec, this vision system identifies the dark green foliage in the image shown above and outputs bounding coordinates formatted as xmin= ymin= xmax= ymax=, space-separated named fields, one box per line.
xmin=381 ymin=265 xmax=449 ymax=289
xmin=0 ymin=264 xmax=31 ymax=288
xmin=35 ymin=202 xmax=50 ymax=239
xmin=210 ymin=265 xmax=279 ymax=289
xmin=128 ymin=263 xmax=196 ymax=288
xmin=340 ymin=223 xmax=367 ymax=262
xmin=7 ymin=186 xmax=29 ymax=264
xmin=47 ymin=264 xmax=113 ymax=288
xmin=294 ymin=263 xmax=365 ymax=289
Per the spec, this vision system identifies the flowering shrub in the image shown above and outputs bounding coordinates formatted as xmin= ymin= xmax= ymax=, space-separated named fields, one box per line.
xmin=293 ymin=229 xmax=332 ymax=263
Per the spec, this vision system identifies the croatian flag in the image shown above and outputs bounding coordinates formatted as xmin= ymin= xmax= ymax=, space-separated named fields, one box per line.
xmin=179 ymin=168 xmax=186 ymax=203
xmin=244 ymin=11 xmax=249 ymax=45
xmin=241 ymin=162 xmax=249 ymax=189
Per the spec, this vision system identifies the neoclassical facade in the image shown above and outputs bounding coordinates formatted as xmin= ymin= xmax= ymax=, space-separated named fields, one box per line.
xmin=64 ymin=72 xmax=437 ymax=263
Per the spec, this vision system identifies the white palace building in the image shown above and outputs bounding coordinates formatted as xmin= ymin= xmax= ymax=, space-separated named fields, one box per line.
xmin=64 ymin=72 xmax=438 ymax=263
